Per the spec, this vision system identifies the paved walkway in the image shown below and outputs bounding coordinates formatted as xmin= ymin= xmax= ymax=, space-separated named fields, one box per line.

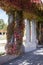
xmin=0 ymin=54 xmax=19 ymax=65
xmin=2 ymin=48 xmax=43 ymax=65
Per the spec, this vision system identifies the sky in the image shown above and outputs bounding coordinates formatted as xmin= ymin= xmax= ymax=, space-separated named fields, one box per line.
xmin=0 ymin=9 xmax=8 ymax=25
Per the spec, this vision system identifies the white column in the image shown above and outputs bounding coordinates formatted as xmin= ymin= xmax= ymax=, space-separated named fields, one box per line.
xmin=23 ymin=19 xmax=37 ymax=52
xmin=2 ymin=32 xmax=3 ymax=35
xmin=24 ymin=19 xmax=30 ymax=43
xmin=31 ymin=20 xmax=36 ymax=42
xmin=23 ymin=19 xmax=31 ymax=52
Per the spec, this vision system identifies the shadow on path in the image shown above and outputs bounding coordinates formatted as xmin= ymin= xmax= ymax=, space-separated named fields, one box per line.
xmin=2 ymin=48 xmax=43 ymax=65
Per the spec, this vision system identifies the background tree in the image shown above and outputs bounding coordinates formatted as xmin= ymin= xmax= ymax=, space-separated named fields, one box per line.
xmin=0 ymin=19 xmax=7 ymax=30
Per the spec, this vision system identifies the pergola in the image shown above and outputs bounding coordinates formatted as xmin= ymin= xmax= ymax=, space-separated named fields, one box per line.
xmin=0 ymin=0 xmax=43 ymax=18
xmin=0 ymin=0 xmax=43 ymax=55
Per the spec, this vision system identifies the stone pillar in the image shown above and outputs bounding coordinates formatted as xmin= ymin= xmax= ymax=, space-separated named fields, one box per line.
xmin=30 ymin=20 xmax=37 ymax=49
xmin=5 ymin=12 xmax=15 ymax=54
xmin=24 ymin=19 xmax=37 ymax=52
xmin=25 ymin=19 xmax=30 ymax=43
xmin=7 ymin=13 xmax=14 ymax=43
xmin=13 ymin=10 xmax=25 ymax=55
xmin=5 ymin=10 xmax=25 ymax=55
xmin=23 ymin=19 xmax=31 ymax=52
xmin=31 ymin=20 xmax=36 ymax=42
